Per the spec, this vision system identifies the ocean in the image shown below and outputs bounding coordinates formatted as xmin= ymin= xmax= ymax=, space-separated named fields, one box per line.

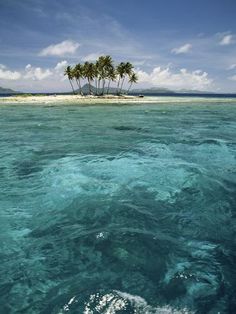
xmin=0 ymin=98 xmax=236 ymax=313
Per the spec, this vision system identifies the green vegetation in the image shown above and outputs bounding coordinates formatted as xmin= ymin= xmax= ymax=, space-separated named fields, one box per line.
xmin=64 ymin=56 xmax=138 ymax=96
xmin=16 ymin=93 xmax=33 ymax=97
xmin=16 ymin=93 xmax=50 ymax=97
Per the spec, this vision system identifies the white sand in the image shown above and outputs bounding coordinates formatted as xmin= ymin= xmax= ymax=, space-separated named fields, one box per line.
xmin=0 ymin=94 xmax=236 ymax=105
xmin=0 ymin=94 xmax=155 ymax=105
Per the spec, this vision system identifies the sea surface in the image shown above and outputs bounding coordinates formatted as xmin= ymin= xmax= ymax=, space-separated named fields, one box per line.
xmin=0 ymin=98 xmax=236 ymax=313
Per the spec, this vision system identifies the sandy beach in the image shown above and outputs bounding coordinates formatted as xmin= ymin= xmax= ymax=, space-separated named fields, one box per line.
xmin=1 ymin=94 xmax=236 ymax=105
xmin=0 ymin=94 xmax=151 ymax=105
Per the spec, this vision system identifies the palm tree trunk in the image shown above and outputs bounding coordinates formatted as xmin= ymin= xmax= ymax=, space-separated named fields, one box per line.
xmin=127 ymin=82 xmax=133 ymax=95
xmin=98 ymin=79 xmax=101 ymax=95
xmin=120 ymin=77 xmax=126 ymax=94
xmin=95 ymin=78 xmax=98 ymax=95
xmin=78 ymin=78 xmax=83 ymax=96
xmin=107 ymin=79 xmax=111 ymax=94
xmin=75 ymin=79 xmax=80 ymax=94
xmin=117 ymin=77 xmax=121 ymax=95
xmin=88 ymin=78 xmax=92 ymax=95
xmin=69 ymin=79 xmax=75 ymax=94
xmin=102 ymin=79 xmax=105 ymax=95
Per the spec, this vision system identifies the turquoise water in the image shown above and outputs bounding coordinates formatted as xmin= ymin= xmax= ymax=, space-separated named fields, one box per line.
xmin=0 ymin=100 xmax=236 ymax=313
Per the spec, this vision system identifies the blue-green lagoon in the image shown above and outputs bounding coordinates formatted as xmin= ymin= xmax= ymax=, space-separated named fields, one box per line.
xmin=1 ymin=98 xmax=236 ymax=313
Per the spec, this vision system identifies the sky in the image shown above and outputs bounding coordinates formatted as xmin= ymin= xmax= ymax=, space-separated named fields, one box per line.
xmin=0 ymin=0 xmax=236 ymax=92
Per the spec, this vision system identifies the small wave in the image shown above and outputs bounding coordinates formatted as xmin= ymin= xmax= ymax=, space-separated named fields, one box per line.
xmin=59 ymin=290 xmax=193 ymax=314
xmin=81 ymin=290 xmax=193 ymax=314
xmin=116 ymin=291 xmax=193 ymax=314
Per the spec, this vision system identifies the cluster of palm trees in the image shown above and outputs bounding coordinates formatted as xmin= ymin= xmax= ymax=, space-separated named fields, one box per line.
xmin=64 ymin=55 xmax=138 ymax=96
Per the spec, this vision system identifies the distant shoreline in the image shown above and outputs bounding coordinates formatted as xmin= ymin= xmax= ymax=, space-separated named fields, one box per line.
xmin=1 ymin=94 xmax=236 ymax=105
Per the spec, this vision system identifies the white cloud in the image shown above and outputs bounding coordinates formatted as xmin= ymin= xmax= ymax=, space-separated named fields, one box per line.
xmin=219 ymin=34 xmax=234 ymax=45
xmin=228 ymin=64 xmax=236 ymax=70
xmin=0 ymin=62 xmax=73 ymax=92
xmin=54 ymin=61 xmax=68 ymax=81
xmin=171 ymin=43 xmax=192 ymax=54
xmin=81 ymin=53 xmax=103 ymax=62
xmin=24 ymin=64 xmax=52 ymax=80
xmin=39 ymin=40 xmax=80 ymax=57
xmin=229 ymin=75 xmax=236 ymax=81
xmin=137 ymin=66 xmax=213 ymax=91
xmin=0 ymin=65 xmax=21 ymax=80
xmin=55 ymin=60 xmax=68 ymax=71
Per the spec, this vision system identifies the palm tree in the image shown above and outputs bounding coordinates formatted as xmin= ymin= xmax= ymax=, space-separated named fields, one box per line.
xmin=94 ymin=61 xmax=99 ymax=95
xmin=65 ymin=57 xmax=136 ymax=97
xmin=102 ymin=55 xmax=113 ymax=94
xmin=83 ymin=62 xmax=95 ymax=95
xmin=96 ymin=55 xmax=113 ymax=95
xmin=127 ymin=72 xmax=138 ymax=94
xmin=116 ymin=62 xmax=126 ymax=95
xmin=96 ymin=56 xmax=105 ymax=95
xmin=64 ymin=66 xmax=75 ymax=94
xmin=120 ymin=62 xmax=133 ymax=94
xmin=73 ymin=64 xmax=84 ymax=95
xmin=106 ymin=65 xmax=116 ymax=94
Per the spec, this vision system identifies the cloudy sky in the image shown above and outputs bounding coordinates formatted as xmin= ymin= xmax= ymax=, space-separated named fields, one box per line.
xmin=0 ymin=0 xmax=236 ymax=92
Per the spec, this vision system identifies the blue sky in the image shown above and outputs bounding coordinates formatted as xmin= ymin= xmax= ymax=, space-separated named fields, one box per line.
xmin=0 ymin=0 xmax=236 ymax=92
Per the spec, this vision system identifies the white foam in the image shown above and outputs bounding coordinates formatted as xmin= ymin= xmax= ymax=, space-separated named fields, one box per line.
xmin=82 ymin=290 xmax=193 ymax=314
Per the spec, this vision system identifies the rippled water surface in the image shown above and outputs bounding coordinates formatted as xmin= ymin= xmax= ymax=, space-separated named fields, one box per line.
xmin=1 ymin=99 xmax=236 ymax=313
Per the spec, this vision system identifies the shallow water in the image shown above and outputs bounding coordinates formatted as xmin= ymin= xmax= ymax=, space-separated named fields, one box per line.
xmin=0 ymin=100 xmax=236 ymax=313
